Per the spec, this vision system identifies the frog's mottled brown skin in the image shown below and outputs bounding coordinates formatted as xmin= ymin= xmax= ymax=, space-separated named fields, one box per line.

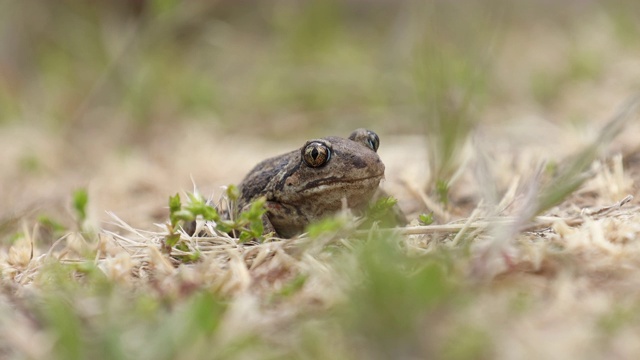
xmin=238 ymin=128 xmax=385 ymax=238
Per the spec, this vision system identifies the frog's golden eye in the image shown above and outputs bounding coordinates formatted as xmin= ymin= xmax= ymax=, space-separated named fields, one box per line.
xmin=302 ymin=141 xmax=331 ymax=168
xmin=349 ymin=128 xmax=380 ymax=152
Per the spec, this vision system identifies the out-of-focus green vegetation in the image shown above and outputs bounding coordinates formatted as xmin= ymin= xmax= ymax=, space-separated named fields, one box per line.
xmin=3 ymin=0 xmax=639 ymax=201
xmin=3 ymin=222 xmax=484 ymax=360
xmin=31 ymin=261 xmax=234 ymax=360
xmin=2 ymin=0 xmax=639 ymax=136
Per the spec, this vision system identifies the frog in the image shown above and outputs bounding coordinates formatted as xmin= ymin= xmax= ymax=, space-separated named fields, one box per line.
xmin=235 ymin=128 xmax=386 ymax=238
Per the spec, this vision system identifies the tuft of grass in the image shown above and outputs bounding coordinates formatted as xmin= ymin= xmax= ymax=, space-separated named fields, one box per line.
xmin=164 ymin=192 xmax=218 ymax=258
xmin=340 ymin=234 xmax=459 ymax=359
xmin=305 ymin=216 xmax=349 ymax=239
xmin=361 ymin=196 xmax=402 ymax=229
xmin=218 ymin=185 xmax=270 ymax=242
xmin=532 ymin=94 xmax=640 ymax=217
xmin=409 ymin=1 xmax=496 ymax=204
xmin=29 ymin=260 xmax=233 ymax=360
xmin=164 ymin=188 xmax=269 ymax=255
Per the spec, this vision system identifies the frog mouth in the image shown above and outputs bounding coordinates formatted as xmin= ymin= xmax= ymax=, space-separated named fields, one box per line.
xmin=301 ymin=173 xmax=384 ymax=191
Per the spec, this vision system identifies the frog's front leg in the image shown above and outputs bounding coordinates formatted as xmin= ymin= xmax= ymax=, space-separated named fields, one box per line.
xmin=265 ymin=201 xmax=306 ymax=238
xmin=259 ymin=204 xmax=278 ymax=236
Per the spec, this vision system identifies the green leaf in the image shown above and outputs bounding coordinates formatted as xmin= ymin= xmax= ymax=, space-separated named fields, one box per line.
xmin=38 ymin=215 xmax=68 ymax=233
xmin=185 ymin=193 xmax=220 ymax=221
xmin=170 ymin=210 xmax=195 ymax=224
xmin=165 ymin=233 xmax=181 ymax=248
xmin=276 ymin=274 xmax=308 ymax=298
xmin=419 ymin=213 xmax=434 ymax=225
xmin=186 ymin=292 xmax=226 ymax=334
xmin=246 ymin=197 xmax=267 ymax=217
xmin=73 ymin=188 xmax=89 ymax=222
xmin=201 ymin=206 xmax=219 ymax=221
xmin=226 ymin=185 xmax=241 ymax=202
xmin=435 ymin=180 xmax=449 ymax=206
xmin=249 ymin=219 xmax=264 ymax=238
xmin=306 ymin=216 xmax=347 ymax=238
xmin=169 ymin=194 xmax=182 ymax=214
xmin=238 ymin=232 xmax=253 ymax=243
xmin=214 ymin=220 xmax=235 ymax=234
xmin=361 ymin=196 xmax=402 ymax=230
xmin=367 ymin=196 xmax=397 ymax=218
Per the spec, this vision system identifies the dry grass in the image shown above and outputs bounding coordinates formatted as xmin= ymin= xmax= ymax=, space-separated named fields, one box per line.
xmin=3 ymin=116 xmax=640 ymax=358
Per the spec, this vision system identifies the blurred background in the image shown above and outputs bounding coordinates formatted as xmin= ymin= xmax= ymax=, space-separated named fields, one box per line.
xmin=1 ymin=0 xmax=640 ymax=232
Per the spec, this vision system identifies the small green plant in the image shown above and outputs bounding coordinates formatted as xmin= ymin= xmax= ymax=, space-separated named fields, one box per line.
xmin=72 ymin=188 xmax=88 ymax=226
xmin=37 ymin=216 xmax=67 ymax=234
xmin=435 ymin=180 xmax=450 ymax=206
xmin=532 ymin=95 xmax=639 ymax=216
xmin=32 ymin=260 xmax=233 ymax=360
xmin=164 ymin=189 xmax=269 ymax=255
xmin=72 ymin=188 xmax=97 ymax=239
xmin=419 ymin=213 xmax=434 ymax=225
xmin=37 ymin=215 xmax=68 ymax=245
xmin=214 ymin=185 xmax=269 ymax=242
xmin=407 ymin=1 xmax=499 ymax=206
xmin=225 ymin=184 xmax=241 ymax=204
xmin=234 ymin=197 xmax=268 ymax=243
xmin=304 ymin=196 xmax=402 ymax=239
xmin=164 ymin=192 xmax=219 ymax=255
xmin=366 ymin=196 xmax=397 ymax=219
xmin=272 ymin=274 xmax=308 ymax=300
xmin=342 ymin=234 xmax=458 ymax=358
xmin=362 ymin=196 xmax=402 ymax=229
xmin=305 ymin=216 xmax=349 ymax=238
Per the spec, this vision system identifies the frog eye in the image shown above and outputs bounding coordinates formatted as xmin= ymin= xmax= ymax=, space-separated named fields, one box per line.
xmin=302 ymin=141 xmax=332 ymax=168
xmin=365 ymin=131 xmax=380 ymax=152
xmin=349 ymin=128 xmax=379 ymax=152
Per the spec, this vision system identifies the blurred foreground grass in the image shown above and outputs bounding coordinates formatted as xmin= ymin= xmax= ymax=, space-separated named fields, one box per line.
xmin=2 ymin=0 xmax=640 ymax=359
